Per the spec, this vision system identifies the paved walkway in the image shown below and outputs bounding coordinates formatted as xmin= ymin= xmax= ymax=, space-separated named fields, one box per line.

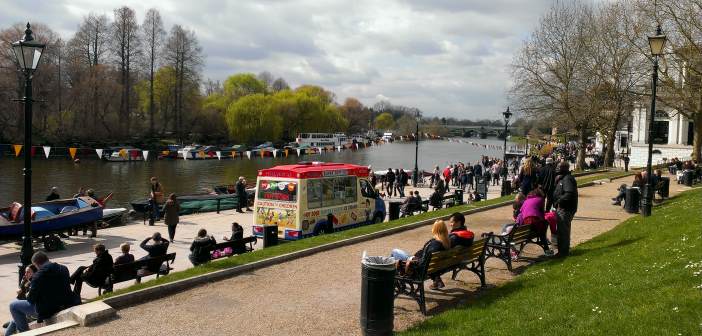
xmin=51 ymin=174 xmax=691 ymax=336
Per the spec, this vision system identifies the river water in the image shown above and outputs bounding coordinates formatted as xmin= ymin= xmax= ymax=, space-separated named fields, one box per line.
xmin=0 ymin=138 xmax=511 ymax=208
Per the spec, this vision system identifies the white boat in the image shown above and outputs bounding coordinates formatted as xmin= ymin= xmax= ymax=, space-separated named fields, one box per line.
xmin=296 ymin=133 xmax=351 ymax=147
xmin=105 ymin=148 xmax=144 ymax=162
xmin=382 ymin=132 xmax=393 ymax=141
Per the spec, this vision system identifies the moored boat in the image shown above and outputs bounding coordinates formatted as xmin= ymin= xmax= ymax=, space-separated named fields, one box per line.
xmin=0 ymin=197 xmax=103 ymax=240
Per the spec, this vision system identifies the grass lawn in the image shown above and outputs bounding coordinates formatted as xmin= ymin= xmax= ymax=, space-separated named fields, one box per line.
xmin=400 ymin=188 xmax=702 ymax=336
xmin=99 ymin=170 xmax=633 ymax=299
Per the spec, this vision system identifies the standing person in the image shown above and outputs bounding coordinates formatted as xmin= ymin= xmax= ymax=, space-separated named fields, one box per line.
xmin=70 ymin=244 xmax=113 ymax=296
xmin=517 ymin=158 xmax=538 ymax=195
xmin=45 ymin=187 xmax=60 ymax=201
xmin=163 ymin=193 xmax=180 ymax=242
xmin=623 ymin=155 xmax=630 ymax=172
xmin=553 ymin=161 xmax=578 ymax=257
xmin=491 ymin=162 xmax=501 ymax=186
xmin=539 ymin=157 xmax=557 ymax=211
xmin=149 ymin=177 xmax=165 ymax=224
xmin=398 ymin=169 xmax=408 ymax=197
xmin=442 ymin=166 xmax=451 ymax=192
xmin=429 ymin=166 xmax=440 ymax=188
xmin=6 ymin=252 xmax=77 ymax=334
xmin=386 ymin=169 xmax=396 ymax=197
xmin=466 ymin=165 xmax=474 ymax=191
xmin=473 ymin=162 xmax=483 ymax=179
xmin=235 ymin=177 xmax=251 ymax=213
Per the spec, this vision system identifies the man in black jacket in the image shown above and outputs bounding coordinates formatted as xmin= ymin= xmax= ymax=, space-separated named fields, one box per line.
xmin=70 ymin=244 xmax=114 ymax=295
xmin=139 ymin=232 xmax=170 ymax=260
xmin=189 ymin=229 xmax=217 ymax=265
xmin=553 ymin=161 xmax=578 ymax=257
xmin=386 ymin=169 xmax=396 ymax=197
xmin=7 ymin=252 xmax=77 ymax=333
xmin=539 ymin=157 xmax=557 ymax=211
xmin=235 ymin=176 xmax=251 ymax=213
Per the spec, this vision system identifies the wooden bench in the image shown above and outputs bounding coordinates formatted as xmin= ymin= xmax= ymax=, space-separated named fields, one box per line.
xmin=207 ymin=236 xmax=257 ymax=260
xmin=394 ymin=239 xmax=488 ymax=315
xmin=99 ymin=253 xmax=176 ymax=295
xmin=483 ymin=224 xmax=549 ymax=272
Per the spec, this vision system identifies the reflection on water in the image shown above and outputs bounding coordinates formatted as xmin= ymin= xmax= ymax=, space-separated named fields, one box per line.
xmin=0 ymin=138 xmax=510 ymax=208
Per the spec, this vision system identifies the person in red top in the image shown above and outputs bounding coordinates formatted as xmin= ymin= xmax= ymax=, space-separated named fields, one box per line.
xmin=448 ymin=212 xmax=474 ymax=247
xmin=442 ymin=166 xmax=452 ymax=192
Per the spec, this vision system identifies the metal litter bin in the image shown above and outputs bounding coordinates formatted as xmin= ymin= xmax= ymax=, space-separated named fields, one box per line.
xmin=263 ymin=225 xmax=278 ymax=247
xmin=683 ymin=170 xmax=693 ymax=186
xmin=454 ymin=189 xmax=464 ymax=205
xmin=659 ymin=177 xmax=670 ymax=198
xmin=624 ymin=187 xmax=640 ymax=214
xmin=360 ymin=255 xmax=396 ymax=336
xmin=388 ymin=201 xmax=401 ymax=221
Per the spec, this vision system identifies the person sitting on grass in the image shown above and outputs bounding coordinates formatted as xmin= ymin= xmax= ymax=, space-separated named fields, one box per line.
xmin=390 ymin=220 xmax=450 ymax=289
xmin=189 ymin=229 xmax=217 ymax=266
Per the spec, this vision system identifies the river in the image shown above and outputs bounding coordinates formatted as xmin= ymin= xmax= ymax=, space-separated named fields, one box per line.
xmin=0 ymin=138 xmax=512 ymax=208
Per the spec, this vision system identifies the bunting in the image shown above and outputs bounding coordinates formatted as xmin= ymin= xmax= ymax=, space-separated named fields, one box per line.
xmin=13 ymin=144 xmax=22 ymax=157
xmin=296 ymin=148 xmax=301 ymax=156
xmin=69 ymin=147 xmax=77 ymax=160
xmin=119 ymin=149 xmax=127 ymax=158
xmin=284 ymin=149 xmax=289 ymax=157
xmin=43 ymin=146 xmax=51 ymax=159
xmin=246 ymin=151 xmax=252 ymax=159
xmin=30 ymin=147 xmax=36 ymax=157
xmin=231 ymin=151 xmax=236 ymax=158
xmin=181 ymin=150 xmax=188 ymax=160
xmin=96 ymin=149 xmax=103 ymax=159
xmin=273 ymin=149 xmax=278 ymax=158
xmin=143 ymin=150 xmax=150 ymax=160
xmin=336 ymin=146 xmax=341 ymax=152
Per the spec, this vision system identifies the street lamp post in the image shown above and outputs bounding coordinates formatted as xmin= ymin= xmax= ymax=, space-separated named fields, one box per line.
xmin=501 ymin=107 xmax=512 ymax=196
xmin=642 ymin=25 xmax=667 ymax=217
xmin=12 ymin=23 xmax=46 ymax=282
xmin=413 ymin=111 xmax=420 ymax=187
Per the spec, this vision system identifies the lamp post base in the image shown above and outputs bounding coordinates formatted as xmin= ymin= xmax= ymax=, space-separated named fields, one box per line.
xmin=641 ymin=185 xmax=653 ymax=217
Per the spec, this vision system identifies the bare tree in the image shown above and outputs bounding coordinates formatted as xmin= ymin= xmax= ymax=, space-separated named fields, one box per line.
xmin=112 ymin=6 xmax=140 ymax=138
xmin=510 ymin=1 xmax=598 ymax=169
xmin=271 ymin=77 xmax=290 ymax=92
xmin=141 ymin=8 xmax=165 ymax=138
xmin=164 ymin=25 xmax=203 ymax=141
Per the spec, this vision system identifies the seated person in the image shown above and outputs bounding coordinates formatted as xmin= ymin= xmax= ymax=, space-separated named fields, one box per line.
xmin=512 ymin=192 xmax=526 ymax=221
xmin=400 ymin=193 xmax=420 ymax=217
xmin=448 ymin=212 xmax=474 ymax=247
xmin=390 ymin=220 xmax=450 ymax=289
xmin=519 ymin=188 xmax=552 ymax=255
xmin=139 ymin=232 xmax=170 ymax=261
xmin=70 ymin=244 xmax=114 ymax=295
xmin=114 ymin=243 xmax=135 ymax=265
xmin=429 ymin=188 xmax=443 ymax=210
xmin=611 ymin=184 xmax=628 ymax=205
xmin=2 ymin=264 xmax=39 ymax=333
xmin=6 ymin=252 xmax=78 ymax=334
xmin=189 ymin=229 xmax=217 ymax=266
xmin=223 ymin=222 xmax=246 ymax=255
xmin=413 ymin=191 xmax=422 ymax=205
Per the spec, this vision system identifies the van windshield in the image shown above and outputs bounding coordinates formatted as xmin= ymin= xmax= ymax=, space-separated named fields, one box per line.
xmin=258 ymin=180 xmax=298 ymax=202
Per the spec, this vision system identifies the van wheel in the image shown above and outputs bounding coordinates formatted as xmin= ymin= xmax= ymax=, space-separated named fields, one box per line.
xmin=43 ymin=235 xmax=61 ymax=252
xmin=373 ymin=214 xmax=384 ymax=224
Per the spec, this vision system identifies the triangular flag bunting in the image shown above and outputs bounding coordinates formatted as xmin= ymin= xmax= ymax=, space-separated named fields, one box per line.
xmin=43 ymin=146 xmax=51 ymax=159
xmin=296 ymin=148 xmax=301 ymax=156
xmin=336 ymin=146 xmax=341 ymax=152
xmin=69 ymin=147 xmax=77 ymax=160
xmin=273 ymin=149 xmax=278 ymax=158
xmin=30 ymin=147 xmax=36 ymax=157
xmin=284 ymin=149 xmax=289 ymax=157
xmin=143 ymin=150 xmax=150 ymax=160
xmin=216 ymin=151 xmax=222 ymax=160
xmin=231 ymin=151 xmax=236 ymax=158
xmin=13 ymin=144 xmax=22 ymax=157
xmin=246 ymin=151 xmax=251 ymax=159
xmin=96 ymin=149 xmax=103 ymax=159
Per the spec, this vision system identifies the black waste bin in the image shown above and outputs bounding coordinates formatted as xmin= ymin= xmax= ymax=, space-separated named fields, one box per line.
xmin=388 ymin=201 xmax=401 ymax=221
xmin=659 ymin=177 xmax=670 ymax=198
xmin=683 ymin=170 xmax=694 ymax=186
xmin=454 ymin=189 xmax=464 ymax=205
xmin=263 ymin=225 xmax=278 ymax=248
xmin=476 ymin=177 xmax=488 ymax=200
xmin=624 ymin=188 xmax=640 ymax=214
xmin=360 ymin=256 xmax=396 ymax=336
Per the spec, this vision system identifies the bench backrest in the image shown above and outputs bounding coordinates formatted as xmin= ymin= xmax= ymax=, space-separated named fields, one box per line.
xmin=208 ymin=236 xmax=257 ymax=252
xmin=113 ymin=252 xmax=177 ymax=278
xmin=508 ymin=224 xmax=535 ymax=243
xmin=425 ymin=239 xmax=486 ymax=276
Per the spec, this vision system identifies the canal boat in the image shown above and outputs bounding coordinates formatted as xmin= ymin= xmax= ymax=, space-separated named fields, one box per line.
xmin=130 ymin=191 xmax=254 ymax=216
xmin=105 ymin=148 xmax=144 ymax=162
xmin=295 ymin=133 xmax=351 ymax=147
xmin=0 ymin=197 xmax=103 ymax=250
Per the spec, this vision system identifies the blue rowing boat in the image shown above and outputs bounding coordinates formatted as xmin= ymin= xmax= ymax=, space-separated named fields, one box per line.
xmin=0 ymin=197 xmax=103 ymax=238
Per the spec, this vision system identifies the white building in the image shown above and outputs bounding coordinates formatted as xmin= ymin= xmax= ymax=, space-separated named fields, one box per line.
xmin=629 ymin=105 xmax=695 ymax=167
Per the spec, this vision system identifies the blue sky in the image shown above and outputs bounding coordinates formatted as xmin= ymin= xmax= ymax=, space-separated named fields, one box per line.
xmin=2 ymin=0 xmax=557 ymax=119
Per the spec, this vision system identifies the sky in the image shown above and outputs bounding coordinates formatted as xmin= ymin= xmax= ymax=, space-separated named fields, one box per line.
xmin=1 ymin=0 xmax=558 ymax=119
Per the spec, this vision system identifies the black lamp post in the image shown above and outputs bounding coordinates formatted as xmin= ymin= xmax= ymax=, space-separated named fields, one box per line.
xmin=412 ymin=111 xmax=420 ymax=187
xmin=12 ymin=23 xmax=45 ymax=281
xmin=501 ymin=107 xmax=512 ymax=196
xmin=642 ymin=25 xmax=666 ymax=217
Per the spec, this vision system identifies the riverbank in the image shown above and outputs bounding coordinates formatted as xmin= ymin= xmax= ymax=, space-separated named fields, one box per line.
xmin=50 ymin=172 xmax=693 ymax=335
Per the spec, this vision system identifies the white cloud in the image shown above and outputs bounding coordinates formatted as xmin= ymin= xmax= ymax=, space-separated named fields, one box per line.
xmin=0 ymin=0 xmax=556 ymax=119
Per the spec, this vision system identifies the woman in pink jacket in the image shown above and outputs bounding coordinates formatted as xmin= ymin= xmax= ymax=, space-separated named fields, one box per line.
xmin=518 ymin=188 xmax=553 ymax=255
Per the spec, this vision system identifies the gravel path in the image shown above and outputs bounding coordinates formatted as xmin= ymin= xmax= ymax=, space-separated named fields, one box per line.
xmin=52 ymin=175 xmax=688 ymax=336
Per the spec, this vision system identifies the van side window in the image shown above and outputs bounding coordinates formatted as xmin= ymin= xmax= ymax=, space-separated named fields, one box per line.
xmin=360 ymin=179 xmax=375 ymax=198
xmin=308 ymin=180 xmax=322 ymax=209
xmin=307 ymin=176 xmax=357 ymax=209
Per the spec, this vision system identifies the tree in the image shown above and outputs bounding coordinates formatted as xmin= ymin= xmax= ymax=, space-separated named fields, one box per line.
xmin=225 ymin=94 xmax=283 ymax=144
xmin=374 ymin=112 xmax=395 ymax=130
xmin=111 ymin=6 xmax=141 ymax=138
xmin=271 ymin=77 xmax=290 ymax=92
xmin=511 ymin=1 xmax=599 ymax=170
xmin=223 ymin=73 xmax=267 ymax=100
xmin=164 ymin=25 xmax=203 ymax=141
xmin=395 ymin=115 xmax=417 ymax=136
xmin=141 ymin=8 xmax=165 ymax=138
xmin=340 ymin=97 xmax=371 ymax=133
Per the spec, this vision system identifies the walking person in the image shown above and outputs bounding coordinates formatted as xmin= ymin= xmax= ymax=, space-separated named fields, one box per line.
xmin=397 ymin=169 xmax=407 ymax=197
xmin=163 ymin=193 xmax=180 ymax=242
xmin=539 ymin=157 xmax=557 ymax=211
xmin=148 ymin=177 xmax=165 ymax=224
xmin=235 ymin=177 xmax=251 ymax=213
xmin=553 ymin=161 xmax=578 ymax=257
xmin=386 ymin=168 xmax=396 ymax=197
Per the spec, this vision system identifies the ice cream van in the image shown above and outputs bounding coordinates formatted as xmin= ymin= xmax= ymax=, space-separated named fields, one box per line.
xmin=252 ymin=162 xmax=386 ymax=240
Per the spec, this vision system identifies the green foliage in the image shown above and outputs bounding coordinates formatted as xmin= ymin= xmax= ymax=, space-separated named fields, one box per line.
xmin=225 ymin=94 xmax=283 ymax=144
xmin=223 ymin=73 xmax=267 ymax=100
xmin=374 ymin=112 xmax=395 ymax=130
xmin=401 ymin=189 xmax=702 ymax=336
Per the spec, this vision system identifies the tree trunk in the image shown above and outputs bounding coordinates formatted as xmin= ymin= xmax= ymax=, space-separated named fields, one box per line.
xmin=576 ymin=127 xmax=587 ymax=170
xmin=604 ymin=114 xmax=621 ymax=167
xmin=693 ymin=112 xmax=702 ymax=163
